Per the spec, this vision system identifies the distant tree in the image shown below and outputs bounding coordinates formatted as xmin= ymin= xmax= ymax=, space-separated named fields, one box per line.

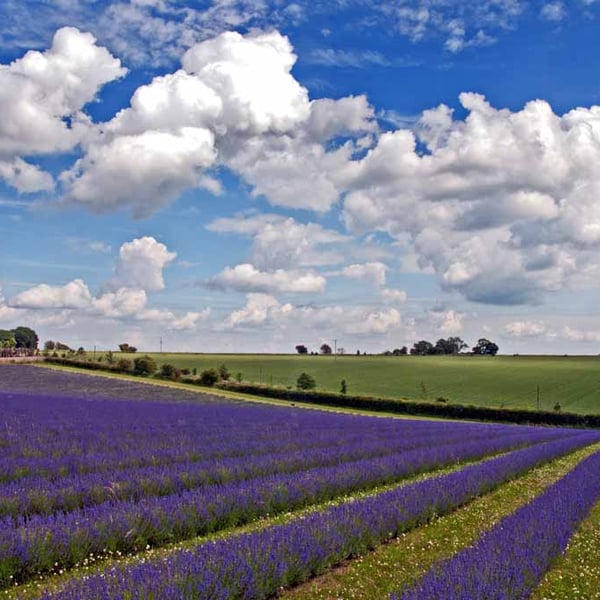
xmin=295 ymin=344 xmax=308 ymax=354
xmin=160 ymin=363 xmax=179 ymax=379
xmin=392 ymin=346 xmax=408 ymax=356
xmin=119 ymin=343 xmax=137 ymax=353
xmin=472 ymin=338 xmax=499 ymax=356
xmin=133 ymin=355 xmax=157 ymax=376
xmin=13 ymin=326 xmax=38 ymax=349
xmin=44 ymin=340 xmax=56 ymax=351
xmin=199 ymin=368 xmax=219 ymax=386
xmin=218 ymin=364 xmax=230 ymax=381
xmin=410 ymin=340 xmax=434 ymax=356
xmin=297 ymin=372 xmax=316 ymax=390
xmin=76 ymin=347 xmax=85 ymax=355
xmin=434 ymin=337 xmax=468 ymax=355
xmin=320 ymin=343 xmax=332 ymax=355
xmin=56 ymin=342 xmax=72 ymax=351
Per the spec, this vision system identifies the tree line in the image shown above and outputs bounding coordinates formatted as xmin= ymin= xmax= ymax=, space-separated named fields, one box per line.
xmin=296 ymin=337 xmax=499 ymax=356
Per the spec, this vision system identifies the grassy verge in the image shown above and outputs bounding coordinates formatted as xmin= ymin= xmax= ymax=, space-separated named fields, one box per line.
xmin=281 ymin=442 xmax=600 ymax=600
xmin=531 ymin=497 xmax=600 ymax=599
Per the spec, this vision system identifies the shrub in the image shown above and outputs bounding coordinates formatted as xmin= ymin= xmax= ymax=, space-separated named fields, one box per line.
xmin=297 ymin=372 xmax=316 ymax=391
xmin=133 ymin=355 xmax=157 ymax=377
xmin=160 ymin=364 xmax=179 ymax=379
xmin=340 ymin=379 xmax=347 ymax=395
xmin=218 ymin=364 xmax=230 ymax=381
xmin=116 ymin=358 xmax=132 ymax=373
xmin=199 ymin=368 xmax=219 ymax=386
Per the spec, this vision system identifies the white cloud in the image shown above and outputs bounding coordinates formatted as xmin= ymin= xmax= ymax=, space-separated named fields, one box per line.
xmin=208 ymin=213 xmax=348 ymax=269
xmin=9 ymin=279 xmax=92 ymax=309
xmin=210 ymin=263 xmax=326 ymax=294
xmin=307 ymin=49 xmax=391 ymax=68
xmin=62 ymin=29 xmax=375 ymax=215
xmin=0 ymin=159 xmax=54 ymax=193
xmin=429 ymin=308 xmax=465 ymax=335
xmin=504 ymin=320 xmax=547 ymax=337
xmin=226 ymin=293 xmax=292 ymax=327
xmin=341 ymin=262 xmax=387 ymax=286
xmin=540 ymin=2 xmax=566 ymax=21
xmin=381 ymin=288 xmax=408 ymax=303
xmin=560 ymin=326 xmax=600 ymax=342
xmin=342 ymin=93 xmax=600 ymax=305
xmin=110 ymin=237 xmax=176 ymax=292
xmin=225 ymin=294 xmax=403 ymax=336
xmin=63 ymin=127 xmax=217 ymax=217
xmin=91 ymin=288 xmax=147 ymax=318
xmin=0 ymin=27 xmax=125 ymax=159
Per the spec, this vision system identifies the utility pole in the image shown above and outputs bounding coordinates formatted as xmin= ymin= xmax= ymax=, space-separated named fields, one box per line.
xmin=334 ymin=339 xmax=337 ymax=360
xmin=160 ymin=337 xmax=163 ymax=353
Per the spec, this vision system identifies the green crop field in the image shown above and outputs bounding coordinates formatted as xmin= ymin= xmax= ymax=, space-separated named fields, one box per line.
xmin=140 ymin=353 xmax=600 ymax=414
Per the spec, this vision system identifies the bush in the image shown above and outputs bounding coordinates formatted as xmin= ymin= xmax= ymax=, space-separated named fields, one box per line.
xmin=160 ymin=363 xmax=180 ymax=379
xmin=297 ymin=372 xmax=316 ymax=391
xmin=199 ymin=368 xmax=219 ymax=386
xmin=218 ymin=364 xmax=230 ymax=381
xmin=133 ymin=355 xmax=157 ymax=377
xmin=116 ymin=358 xmax=132 ymax=373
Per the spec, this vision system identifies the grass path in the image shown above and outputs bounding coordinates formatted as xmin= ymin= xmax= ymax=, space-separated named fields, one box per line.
xmin=282 ymin=442 xmax=600 ymax=600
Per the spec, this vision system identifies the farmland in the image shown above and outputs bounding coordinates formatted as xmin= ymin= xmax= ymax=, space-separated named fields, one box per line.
xmin=141 ymin=353 xmax=600 ymax=414
xmin=1 ymin=365 xmax=600 ymax=599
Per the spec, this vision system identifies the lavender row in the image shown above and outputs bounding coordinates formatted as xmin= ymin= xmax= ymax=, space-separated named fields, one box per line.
xmin=0 ymin=427 xmax=559 ymax=520
xmin=0 ymin=429 xmax=568 ymax=588
xmin=394 ymin=446 xmax=600 ymax=599
xmin=1 ymin=392 xmax=525 ymax=482
xmin=31 ymin=432 xmax=600 ymax=600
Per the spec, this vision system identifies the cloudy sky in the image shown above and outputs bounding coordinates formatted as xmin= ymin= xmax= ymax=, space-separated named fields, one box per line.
xmin=1 ymin=0 xmax=600 ymax=354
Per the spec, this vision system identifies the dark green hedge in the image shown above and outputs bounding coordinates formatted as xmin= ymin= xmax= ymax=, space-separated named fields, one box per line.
xmin=221 ymin=383 xmax=600 ymax=428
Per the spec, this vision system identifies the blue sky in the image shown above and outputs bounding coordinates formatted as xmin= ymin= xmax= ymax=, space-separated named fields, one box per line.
xmin=2 ymin=0 xmax=600 ymax=354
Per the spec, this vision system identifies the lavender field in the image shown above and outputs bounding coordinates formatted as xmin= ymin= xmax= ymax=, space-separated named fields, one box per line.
xmin=1 ymin=366 xmax=600 ymax=599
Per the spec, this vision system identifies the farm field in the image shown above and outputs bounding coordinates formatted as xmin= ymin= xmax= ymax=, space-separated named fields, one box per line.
xmin=141 ymin=353 xmax=600 ymax=414
xmin=1 ymin=365 xmax=600 ymax=599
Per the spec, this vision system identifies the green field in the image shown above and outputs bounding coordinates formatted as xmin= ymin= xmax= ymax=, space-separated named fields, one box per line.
xmin=140 ymin=353 xmax=600 ymax=414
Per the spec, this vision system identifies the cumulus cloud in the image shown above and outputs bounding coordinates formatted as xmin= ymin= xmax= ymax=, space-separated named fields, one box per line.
xmin=225 ymin=294 xmax=403 ymax=335
xmin=0 ymin=159 xmax=54 ymax=193
xmin=0 ymin=26 xmax=125 ymax=163
xmin=560 ymin=326 xmax=600 ymax=342
xmin=428 ymin=308 xmax=465 ymax=335
xmin=208 ymin=213 xmax=348 ymax=270
xmin=504 ymin=320 xmax=547 ymax=337
xmin=110 ymin=237 xmax=176 ymax=291
xmin=381 ymin=288 xmax=408 ymax=303
xmin=226 ymin=293 xmax=292 ymax=327
xmin=342 ymin=93 xmax=600 ymax=305
xmin=9 ymin=279 xmax=93 ymax=309
xmin=61 ymin=29 xmax=375 ymax=215
xmin=210 ymin=263 xmax=326 ymax=294
xmin=341 ymin=262 xmax=387 ymax=286
xmin=540 ymin=2 xmax=566 ymax=21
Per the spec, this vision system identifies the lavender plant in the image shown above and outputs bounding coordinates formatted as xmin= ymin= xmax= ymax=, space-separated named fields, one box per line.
xmin=25 ymin=433 xmax=600 ymax=599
